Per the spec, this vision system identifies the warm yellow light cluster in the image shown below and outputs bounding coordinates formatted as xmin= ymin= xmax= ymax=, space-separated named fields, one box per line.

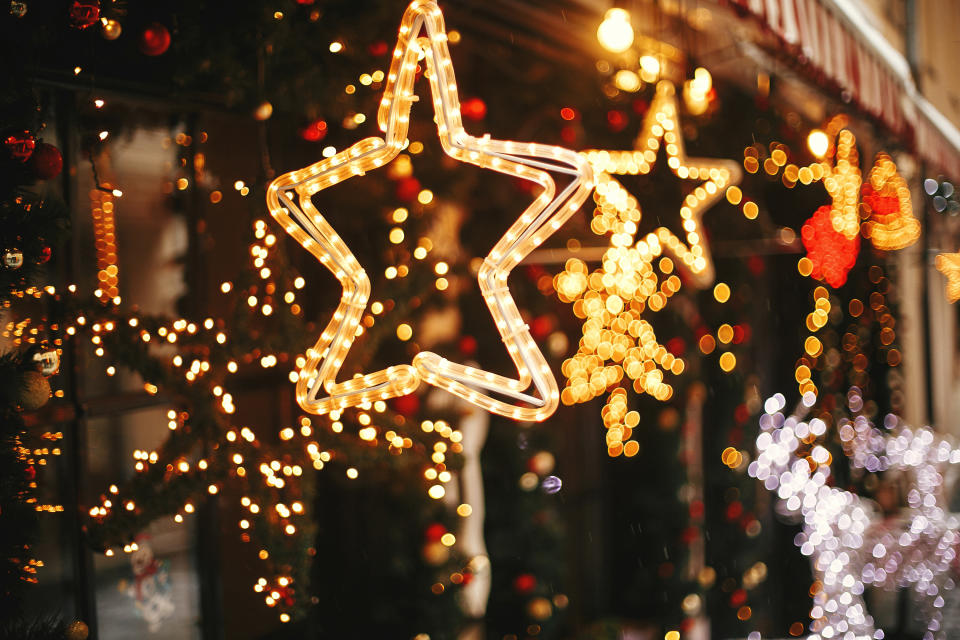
xmin=822 ymin=129 xmax=861 ymax=239
xmin=90 ymin=186 xmax=120 ymax=299
xmin=555 ymin=81 xmax=740 ymax=456
xmin=936 ymin=251 xmax=960 ymax=303
xmin=750 ymin=124 xmax=920 ymax=254
xmin=266 ymin=0 xmax=592 ymax=422
xmin=860 ymin=152 xmax=919 ymax=250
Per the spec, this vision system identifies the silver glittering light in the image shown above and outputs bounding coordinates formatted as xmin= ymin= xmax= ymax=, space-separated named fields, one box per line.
xmin=751 ymin=388 xmax=960 ymax=640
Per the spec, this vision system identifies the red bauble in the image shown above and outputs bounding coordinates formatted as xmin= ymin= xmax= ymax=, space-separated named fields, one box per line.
xmin=688 ymin=499 xmax=704 ymax=519
xmin=139 ymin=22 xmax=171 ymax=56
xmin=391 ymin=393 xmax=420 ymax=417
xmin=299 ymin=119 xmax=328 ymax=142
xmin=395 ymin=176 xmax=421 ymax=201
xmin=458 ymin=335 xmax=478 ymax=356
xmin=666 ymin=337 xmax=686 ymax=357
xmin=801 ymin=205 xmax=860 ymax=288
xmin=680 ymin=526 xmax=699 ymax=544
xmin=30 ymin=143 xmax=63 ymax=180
xmin=24 ymin=465 xmax=36 ymax=481
xmin=606 ymin=110 xmax=627 ymax=132
xmin=530 ymin=315 xmax=553 ymax=341
xmin=725 ymin=501 xmax=743 ymax=521
xmin=68 ymin=0 xmax=100 ymax=29
xmin=425 ymin=523 xmax=446 ymax=542
xmin=461 ymin=97 xmax=487 ymax=121
xmin=729 ymin=588 xmax=748 ymax=607
xmin=38 ymin=246 xmax=52 ymax=264
xmin=513 ymin=573 xmax=536 ymax=594
xmin=5 ymin=131 xmax=35 ymax=162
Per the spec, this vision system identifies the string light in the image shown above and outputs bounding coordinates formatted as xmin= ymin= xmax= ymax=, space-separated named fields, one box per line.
xmin=90 ymin=185 xmax=120 ymax=299
xmin=266 ymin=0 xmax=593 ymax=422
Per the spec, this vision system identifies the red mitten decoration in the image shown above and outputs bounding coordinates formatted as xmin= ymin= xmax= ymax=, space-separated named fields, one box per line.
xmin=801 ymin=205 xmax=859 ymax=288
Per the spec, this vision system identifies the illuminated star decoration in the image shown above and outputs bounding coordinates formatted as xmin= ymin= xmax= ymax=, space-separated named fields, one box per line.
xmin=860 ymin=151 xmax=920 ymax=251
xmin=935 ymin=251 xmax=960 ymax=303
xmin=753 ymin=389 xmax=960 ymax=640
xmin=554 ymin=80 xmax=741 ymax=456
xmin=267 ymin=0 xmax=593 ymax=421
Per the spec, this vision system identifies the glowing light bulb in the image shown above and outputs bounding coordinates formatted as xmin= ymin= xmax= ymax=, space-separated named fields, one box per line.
xmin=807 ymin=129 xmax=829 ymax=158
xmin=597 ymin=9 xmax=634 ymax=53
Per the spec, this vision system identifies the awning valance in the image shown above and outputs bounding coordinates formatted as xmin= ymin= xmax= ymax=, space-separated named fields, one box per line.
xmin=728 ymin=0 xmax=960 ymax=181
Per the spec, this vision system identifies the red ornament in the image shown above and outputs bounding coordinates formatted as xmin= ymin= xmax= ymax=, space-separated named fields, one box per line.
xmin=730 ymin=588 xmax=748 ymax=607
xmin=139 ymin=22 xmax=171 ymax=56
xmin=530 ymin=315 xmax=553 ymax=341
xmin=425 ymin=523 xmax=446 ymax=542
xmin=368 ymin=41 xmax=388 ymax=57
xmin=390 ymin=393 xmax=420 ymax=417
xmin=680 ymin=526 xmax=699 ymax=544
xmin=688 ymin=499 xmax=704 ymax=519
xmin=38 ymin=246 xmax=52 ymax=264
xmin=296 ymin=0 xmax=315 ymax=4
xmin=725 ymin=501 xmax=743 ymax=521
xmin=666 ymin=337 xmax=686 ymax=357
xmin=24 ymin=465 xmax=36 ymax=481
xmin=513 ymin=574 xmax=536 ymax=594
xmin=5 ymin=131 xmax=35 ymax=162
xmin=30 ymin=143 xmax=63 ymax=180
xmin=68 ymin=0 xmax=100 ymax=29
xmin=299 ymin=119 xmax=328 ymax=142
xmin=458 ymin=335 xmax=478 ymax=356
xmin=461 ymin=97 xmax=487 ymax=121
xmin=801 ymin=205 xmax=860 ymax=288
xmin=395 ymin=176 xmax=421 ymax=201
xmin=747 ymin=255 xmax=765 ymax=276
xmin=631 ymin=99 xmax=649 ymax=115
xmin=606 ymin=110 xmax=627 ymax=132
xmin=733 ymin=403 xmax=750 ymax=425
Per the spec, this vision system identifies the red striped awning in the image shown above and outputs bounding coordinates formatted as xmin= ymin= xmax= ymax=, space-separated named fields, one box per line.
xmin=728 ymin=0 xmax=960 ymax=180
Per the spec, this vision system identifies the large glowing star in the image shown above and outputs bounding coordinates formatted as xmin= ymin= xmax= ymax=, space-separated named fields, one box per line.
xmin=935 ymin=251 xmax=960 ymax=304
xmin=266 ymin=0 xmax=593 ymax=421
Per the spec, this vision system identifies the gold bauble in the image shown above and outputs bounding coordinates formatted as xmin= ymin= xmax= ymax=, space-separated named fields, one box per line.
xmin=254 ymin=101 xmax=273 ymax=121
xmin=101 ymin=19 xmax=122 ymax=40
xmin=66 ymin=620 xmax=90 ymax=640
xmin=526 ymin=596 xmax=552 ymax=621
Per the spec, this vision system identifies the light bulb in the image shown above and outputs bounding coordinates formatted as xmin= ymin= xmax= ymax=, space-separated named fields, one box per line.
xmin=597 ymin=9 xmax=634 ymax=53
xmin=807 ymin=129 xmax=829 ymax=158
